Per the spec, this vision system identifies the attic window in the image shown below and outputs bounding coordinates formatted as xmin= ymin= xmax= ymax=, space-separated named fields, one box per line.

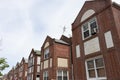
xmin=81 ymin=9 xmax=95 ymax=22
xmin=82 ymin=18 xmax=98 ymax=40
xmin=44 ymin=48 xmax=49 ymax=59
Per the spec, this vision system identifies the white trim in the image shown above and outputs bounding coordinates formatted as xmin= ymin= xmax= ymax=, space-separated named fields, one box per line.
xmin=85 ymin=56 xmax=107 ymax=80
xmin=75 ymin=45 xmax=80 ymax=58
xmin=81 ymin=9 xmax=95 ymax=22
xmin=81 ymin=18 xmax=98 ymax=40
xmin=57 ymin=70 xmax=69 ymax=80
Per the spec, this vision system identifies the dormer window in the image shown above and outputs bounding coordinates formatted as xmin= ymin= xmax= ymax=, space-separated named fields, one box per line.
xmin=82 ymin=18 xmax=98 ymax=40
xmin=44 ymin=48 xmax=49 ymax=59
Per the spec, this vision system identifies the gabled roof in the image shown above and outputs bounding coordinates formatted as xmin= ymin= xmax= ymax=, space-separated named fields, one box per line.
xmin=72 ymin=0 xmax=113 ymax=29
xmin=34 ymin=50 xmax=41 ymax=55
xmin=54 ymin=39 xmax=69 ymax=45
xmin=24 ymin=58 xmax=28 ymax=63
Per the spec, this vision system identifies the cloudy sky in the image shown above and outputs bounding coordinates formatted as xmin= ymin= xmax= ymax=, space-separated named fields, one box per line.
xmin=0 ymin=0 xmax=120 ymax=74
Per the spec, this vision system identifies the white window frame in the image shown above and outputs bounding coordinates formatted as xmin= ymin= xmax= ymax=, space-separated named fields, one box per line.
xmin=85 ymin=56 xmax=106 ymax=80
xmin=43 ymin=71 xmax=48 ymax=80
xmin=82 ymin=18 xmax=98 ymax=40
xmin=57 ymin=70 xmax=69 ymax=80
xmin=44 ymin=48 xmax=49 ymax=59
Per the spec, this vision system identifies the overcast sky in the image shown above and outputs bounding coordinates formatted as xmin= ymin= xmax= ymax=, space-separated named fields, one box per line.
xmin=0 ymin=0 xmax=120 ymax=74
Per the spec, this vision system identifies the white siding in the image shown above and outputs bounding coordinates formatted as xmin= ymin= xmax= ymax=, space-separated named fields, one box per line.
xmin=105 ymin=31 xmax=114 ymax=48
xmin=84 ymin=37 xmax=100 ymax=55
xmin=76 ymin=45 xmax=80 ymax=58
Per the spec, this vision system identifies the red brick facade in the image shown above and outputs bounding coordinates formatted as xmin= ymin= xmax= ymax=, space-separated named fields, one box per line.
xmin=40 ymin=36 xmax=72 ymax=80
xmin=72 ymin=0 xmax=120 ymax=80
xmin=4 ymin=0 xmax=120 ymax=80
xmin=27 ymin=49 xmax=41 ymax=80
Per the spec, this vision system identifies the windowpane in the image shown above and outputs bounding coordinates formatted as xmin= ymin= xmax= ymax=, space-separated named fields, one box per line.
xmin=88 ymin=70 xmax=96 ymax=78
xmin=84 ymin=30 xmax=90 ymax=38
xmin=43 ymin=71 xmax=48 ymax=80
xmin=90 ymin=21 xmax=97 ymax=35
xmin=86 ymin=57 xmax=106 ymax=79
xmin=87 ymin=60 xmax=94 ymax=69
xmin=63 ymin=77 xmax=67 ymax=80
xmin=83 ymin=24 xmax=89 ymax=31
xmin=97 ymin=68 xmax=106 ymax=77
xmin=82 ymin=18 xmax=98 ymax=40
xmin=63 ymin=71 xmax=67 ymax=76
xmin=58 ymin=70 xmax=62 ymax=76
xmin=58 ymin=77 xmax=62 ymax=80
xmin=44 ymin=48 xmax=49 ymax=59
xmin=95 ymin=58 xmax=104 ymax=67
xmin=57 ymin=70 xmax=68 ymax=80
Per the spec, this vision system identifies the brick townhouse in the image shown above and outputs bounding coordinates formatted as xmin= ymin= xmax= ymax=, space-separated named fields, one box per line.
xmin=40 ymin=35 xmax=72 ymax=80
xmin=72 ymin=0 xmax=120 ymax=80
xmin=19 ymin=57 xmax=28 ymax=80
xmin=7 ymin=67 xmax=14 ymax=80
xmin=14 ymin=62 xmax=20 ymax=80
xmin=27 ymin=49 xmax=41 ymax=80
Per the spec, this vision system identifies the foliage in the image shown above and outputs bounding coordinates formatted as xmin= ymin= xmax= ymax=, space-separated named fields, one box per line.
xmin=0 ymin=72 xmax=3 ymax=76
xmin=0 ymin=58 xmax=9 ymax=72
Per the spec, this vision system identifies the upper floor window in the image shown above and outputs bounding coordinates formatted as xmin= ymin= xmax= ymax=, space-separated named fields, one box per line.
xmin=82 ymin=18 xmax=98 ymax=40
xmin=44 ymin=48 xmax=49 ymax=59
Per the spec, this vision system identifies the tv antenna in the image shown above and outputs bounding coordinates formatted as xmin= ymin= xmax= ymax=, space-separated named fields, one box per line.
xmin=62 ymin=26 xmax=67 ymax=34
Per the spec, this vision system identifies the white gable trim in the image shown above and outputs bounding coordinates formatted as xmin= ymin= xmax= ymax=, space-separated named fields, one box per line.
xmin=81 ymin=9 xmax=95 ymax=22
xmin=44 ymin=42 xmax=49 ymax=49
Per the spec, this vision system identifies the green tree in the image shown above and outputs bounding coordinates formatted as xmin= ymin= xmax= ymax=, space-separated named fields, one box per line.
xmin=0 ymin=58 xmax=9 ymax=75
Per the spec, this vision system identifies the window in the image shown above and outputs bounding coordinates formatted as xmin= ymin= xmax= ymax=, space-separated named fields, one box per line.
xmin=44 ymin=48 xmax=49 ymax=59
xmin=75 ymin=45 xmax=80 ymax=58
xmin=82 ymin=18 xmax=98 ymax=40
xmin=86 ymin=56 xmax=106 ymax=80
xmin=43 ymin=71 xmax=48 ymax=80
xmin=57 ymin=70 xmax=68 ymax=80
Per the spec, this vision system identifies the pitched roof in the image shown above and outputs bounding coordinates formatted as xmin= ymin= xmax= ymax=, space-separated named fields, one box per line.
xmin=55 ymin=39 xmax=69 ymax=45
xmin=24 ymin=58 xmax=28 ymax=63
xmin=34 ymin=50 xmax=41 ymax=55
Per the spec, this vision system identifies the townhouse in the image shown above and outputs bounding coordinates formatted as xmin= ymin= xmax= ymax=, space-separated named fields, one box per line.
xmin=19 ymin=57 xmax=28 ymax=80
xmin=40 ymin=35 xmax=72 ymax=80
xmin=14 ymin=62 xmax=20 ymax=80
xmin=7 ymin=67 xmax=14 ymax=80
xmin=5 ymin=0 xmax=120 ymax=80
xmin=27 ymin=49 xmax=41 ymax=80
xmin=72 ymin=0 xmax=120 ymax=80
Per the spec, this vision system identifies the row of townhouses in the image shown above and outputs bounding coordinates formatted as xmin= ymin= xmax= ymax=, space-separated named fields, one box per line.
xmin=3 ymin=0 xmax=120 ymax=80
